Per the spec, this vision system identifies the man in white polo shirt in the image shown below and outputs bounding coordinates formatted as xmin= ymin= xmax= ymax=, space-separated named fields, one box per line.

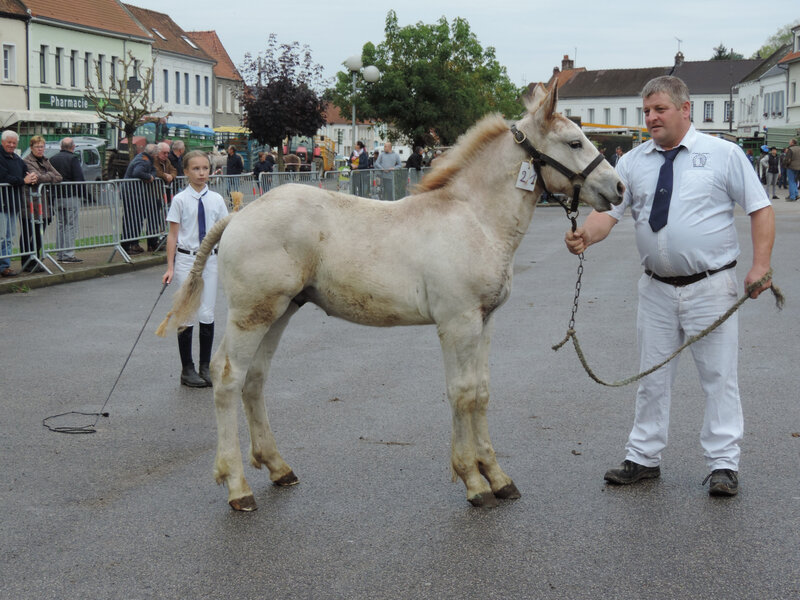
xmin=565 ymin=76 xmax=775 ymax=497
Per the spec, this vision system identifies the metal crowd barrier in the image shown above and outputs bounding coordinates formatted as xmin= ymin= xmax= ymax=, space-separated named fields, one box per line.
xmin=37 ymin=180 xmax=120 ymax=271
xmin=115 ymin=178 xmax=170 ymax=260
xmin=322 ymin=168 xmax=430 ymax=201
xmin=0 ymin=183 xmax=32 ymax=274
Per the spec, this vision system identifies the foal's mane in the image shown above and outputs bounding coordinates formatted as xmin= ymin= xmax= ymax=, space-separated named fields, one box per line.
xmin=414 ymin=113 xmax=509 ymax=194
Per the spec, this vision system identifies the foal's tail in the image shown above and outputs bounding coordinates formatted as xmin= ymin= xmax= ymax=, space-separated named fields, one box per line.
xmin=155 ymin=213 xmax=235 ymax=337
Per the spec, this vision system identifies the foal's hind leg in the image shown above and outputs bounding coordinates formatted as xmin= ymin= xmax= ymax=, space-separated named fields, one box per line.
xmin=241 ymin=302 xmax=300 ymax=487
xmin=210 ymin=321 xmax=271 ymax=512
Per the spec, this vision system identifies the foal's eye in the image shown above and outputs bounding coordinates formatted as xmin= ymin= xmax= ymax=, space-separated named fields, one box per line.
xmin=568 ymin=140 xmax=583 ymax=149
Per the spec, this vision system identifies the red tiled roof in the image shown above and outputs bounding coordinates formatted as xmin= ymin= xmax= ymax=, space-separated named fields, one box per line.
xmin=123 ymin=4 xmax=213 ymax=63
xmin=186 ymin=30 xmax=241 ymax=81
xmin=21 ymin=0 xmax=150 ymax=39
xmin=0 ymin=0 xmax=27 ymax=18
xmin=322 ymin=103 xmax=371 ymax=125
xmin=778 ymin=50 xmax=800 ymax=65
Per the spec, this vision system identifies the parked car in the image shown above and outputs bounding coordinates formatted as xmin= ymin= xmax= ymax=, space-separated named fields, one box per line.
xmin=21 ymin=136 xmax=106 ymax=182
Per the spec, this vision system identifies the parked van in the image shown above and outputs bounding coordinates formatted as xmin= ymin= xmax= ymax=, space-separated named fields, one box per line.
xmin=21 ymin=136 xmax=106 ymax=182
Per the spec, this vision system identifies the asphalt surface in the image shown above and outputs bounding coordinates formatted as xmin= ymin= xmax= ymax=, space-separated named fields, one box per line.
xmin=1 ymin=199 xmax=799 ymax=599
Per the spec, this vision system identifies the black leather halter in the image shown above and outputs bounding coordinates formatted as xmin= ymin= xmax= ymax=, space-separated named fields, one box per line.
xmin=510 ymin=123 xmax=605 ymax=218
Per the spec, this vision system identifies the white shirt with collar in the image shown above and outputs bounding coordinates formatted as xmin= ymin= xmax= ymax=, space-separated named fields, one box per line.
xmin=609 ymin=125 xmax=770 ymax=277
xmin=166 ymin=185 xmax=229 ymax=252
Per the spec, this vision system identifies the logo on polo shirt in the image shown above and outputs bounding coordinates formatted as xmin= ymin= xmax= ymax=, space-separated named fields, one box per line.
xmin=691 ymin=153 xmax=709 ymax=168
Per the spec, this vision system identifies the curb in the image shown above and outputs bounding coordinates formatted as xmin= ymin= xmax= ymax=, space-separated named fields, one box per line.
xmin=0 ymin=255 xmax=165 ymax=295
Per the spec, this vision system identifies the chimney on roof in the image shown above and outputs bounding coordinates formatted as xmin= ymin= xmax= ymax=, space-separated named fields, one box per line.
xmin=553 ymin=66 xmax=560 ymax=76
xmin=674 ymin=51 xmax=684 ymax=66
xmin=562 ymin=55 xmax=574 ymax=71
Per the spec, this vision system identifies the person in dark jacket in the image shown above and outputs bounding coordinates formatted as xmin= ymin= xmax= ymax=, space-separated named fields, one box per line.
xmin=48 ymin=138 xmax=86 ymax=263
xmin=121 ymin=144 xmax=157 ymax=255
xmin=353 ymin=141 xmax=370 ymax=197
xmin=225 ymin=145 xmax=244 ymax=198
xmin=0 ymin=130 xmax=37 ymax=277
xmin=405 ymin=146 xmax=424 ymax=170
xmin=167 ymin=140 xmax=185 ymax=177
xmin=252 ymin=151 xmax=275 ymax=193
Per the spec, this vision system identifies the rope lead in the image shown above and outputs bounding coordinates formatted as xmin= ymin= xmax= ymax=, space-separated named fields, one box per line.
xmin=553 ymin=269 xmax=783 ymax=387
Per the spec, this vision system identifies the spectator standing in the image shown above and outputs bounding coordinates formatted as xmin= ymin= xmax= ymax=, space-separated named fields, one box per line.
xmin=22 ymin=135 xmax=62 ymax=271
xmin=49 ymin=137 xmax=85 ymax=263
xmin=564 ymin=76 xmax=774 ymax=497
xmin=121 ymin=144 xmax=157 ymax=255
xmin=610 ymin=146 xmax=624 ymax=167
xmin=0 ymin=130 xmax=37 ymax=277
xmin=785 ymin=138 xmax=800 ymax=201
xmin=161 ymin=151 xmax=229 ymax=387
xmin=168 ymin=140 xmax=185 ymax=178
xmin=374 ymin=142 xmax=402 ymax=200
xmin=353 ymin=141 xmax=370 ymax=197
xmin=252 ymin=151 xmax=276 ymax=194
xmin=764 ymin=147 xmax=780 ymax=200
xmin=406 ymin=146 xmax=424 ymax=170
xmin=225 ymin=144 xmax=244 ymax=198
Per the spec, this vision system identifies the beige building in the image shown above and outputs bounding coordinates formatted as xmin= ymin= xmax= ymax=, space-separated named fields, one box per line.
xmin=0 ymin=0 xmax=29 ymax=115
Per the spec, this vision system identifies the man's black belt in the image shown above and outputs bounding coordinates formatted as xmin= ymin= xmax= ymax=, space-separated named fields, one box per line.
xmin=645 ymin=260 xmax=736 ymax=287
xmin=177 ymin=247 xmax=217 ymax=256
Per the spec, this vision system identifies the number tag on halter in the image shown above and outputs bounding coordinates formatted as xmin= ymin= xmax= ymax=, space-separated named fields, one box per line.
xmin=516 ymin=161 xmax=537 ymax=191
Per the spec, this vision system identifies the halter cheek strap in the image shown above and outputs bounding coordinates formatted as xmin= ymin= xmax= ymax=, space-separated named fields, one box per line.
xmin=510 ymin=124 xmax=605 ymax=221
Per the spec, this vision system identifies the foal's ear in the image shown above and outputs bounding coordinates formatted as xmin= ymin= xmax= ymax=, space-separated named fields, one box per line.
xmin=524 ymin=82 xmax=558 ymax=118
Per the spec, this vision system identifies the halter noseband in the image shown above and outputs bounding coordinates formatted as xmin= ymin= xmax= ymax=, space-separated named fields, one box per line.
xmin=510 ymin=123 xmax=605 ymax=221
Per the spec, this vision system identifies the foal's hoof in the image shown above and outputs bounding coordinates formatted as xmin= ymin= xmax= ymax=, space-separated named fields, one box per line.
xmin=468 ymin=491 xmax=499 ymax=508
xmin=273 ymin=471 xmax=299 ymax=487
xmin=229 ymin=494 xmax=258 ymax=512
xmin=494 ymin=482 xmax=521 ymax=500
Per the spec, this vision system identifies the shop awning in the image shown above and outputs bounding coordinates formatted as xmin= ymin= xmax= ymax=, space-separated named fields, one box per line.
xmin=0 ymin=109 xmax=102 ymax=128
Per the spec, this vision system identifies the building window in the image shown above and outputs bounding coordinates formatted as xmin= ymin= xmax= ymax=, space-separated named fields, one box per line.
xmin=636 ymin=107 xmax=643 ymax=125
xmin=703 ymin=101 xmax=714 ymax=122
xmin=55 ymin=48 xmax=63 ymax=85
xmin=792 ymin=82 xmax=796 ymax=104
xmin=39 ymin=45 xmax=48 ymax=84
xmin=619 ymin=107 xmax=627 ymax=125
xmin=84 ymin=52 xmax=92 ymax=87
xmin=70 ymin=51 xmax=78 ymax=87
xmin=564 ymin=108 xmax=571 ymax=117
xmin=97 ymin=54 xmax=105 ymax=86
xmin=216 ymin=82 xmax=223 ymax=112
xmin=152 ymin=28 xmax=167 ymax=41
xmin=724 ymin=101 xmax=733 ymax=122
xmin=2 ymin=44 xmax=15 ymax=82
xmin=204 ymin=76 xmax=209 ymax=106
xmin=110 ymin=56 xmax=118 ymax=85
xmin=587 ymin=108 xmax=595 ymax=123
xmin=163 ymin=70 xmax=169 ymax=102
xmin=175 ymin=70 xmax=180 ymax=104
xmin=603 ymin=108 xmax=610 ymax=124
xmin=196 ymin=74 xmax=200 ymax=105
xmin=184 ymin=72 xmax=189 ymax=104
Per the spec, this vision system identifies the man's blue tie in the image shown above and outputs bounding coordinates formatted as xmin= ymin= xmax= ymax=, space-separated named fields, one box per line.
xmin=648 ymin=146 xmax=682 ymax=232
xmin=197 ymin=190 xmax=207 ymax=243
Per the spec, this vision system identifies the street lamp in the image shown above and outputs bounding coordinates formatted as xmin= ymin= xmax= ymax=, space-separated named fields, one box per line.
xmin=344 ymin=55 xmax=380 ymax=159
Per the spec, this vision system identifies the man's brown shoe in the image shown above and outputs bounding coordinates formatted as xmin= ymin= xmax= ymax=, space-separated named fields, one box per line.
xmin=1 ymin=267 xmax=18 ymax=277
xmin=604 ymin=459 xmax=661 ymax=484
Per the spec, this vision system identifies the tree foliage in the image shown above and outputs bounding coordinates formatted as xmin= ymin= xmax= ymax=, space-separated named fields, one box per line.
xmin=328 ymin=10 xmax=523 ymax=148
xmin=711 ymin=44 xmax=744 ymax=61
xmin=239 ymin=35 xmax=327 ymax=171
xmin=751 ymin=21 xmax=799 ymax=59
xmin=85 ymin=51 xmax=161 ymax=161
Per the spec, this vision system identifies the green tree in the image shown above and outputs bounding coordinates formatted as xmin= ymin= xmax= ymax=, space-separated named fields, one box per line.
xmin=751 ymin=21 xmax=799 ymax=59
xmin=711 ymin=44 xmax=744 ymax=60
xmin=239 ymin=35 xmax=327 ymax=171
xmin=328 ymin=10 xmax=523 ymax=148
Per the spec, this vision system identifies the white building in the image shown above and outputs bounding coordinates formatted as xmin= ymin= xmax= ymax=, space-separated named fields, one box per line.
xmin=735 ymin=44 xmax=792 ymax=142
xmin=0 ymin=1 xmax=29 ymax=115
xmin=124 ymin=4 xmax=215 ymax=128
xmin=18 ymin=0 xmax=153 ymax=144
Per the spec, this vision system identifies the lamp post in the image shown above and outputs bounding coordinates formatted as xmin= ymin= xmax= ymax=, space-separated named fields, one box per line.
xmin=344 ymin=55 xmax=380 ymax=158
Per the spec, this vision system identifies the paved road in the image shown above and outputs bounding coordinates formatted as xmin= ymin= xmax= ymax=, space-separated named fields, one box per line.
xmin=1 ymin=202 xmax=798 ymax=599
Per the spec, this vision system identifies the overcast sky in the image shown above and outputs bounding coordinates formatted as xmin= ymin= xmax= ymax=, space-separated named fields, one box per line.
xmin=127 ymin=0 xmax=792 ymax=88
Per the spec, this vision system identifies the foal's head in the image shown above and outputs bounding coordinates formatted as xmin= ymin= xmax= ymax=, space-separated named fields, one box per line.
xmin=517 ymin=84 xmax=624 ymax=211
